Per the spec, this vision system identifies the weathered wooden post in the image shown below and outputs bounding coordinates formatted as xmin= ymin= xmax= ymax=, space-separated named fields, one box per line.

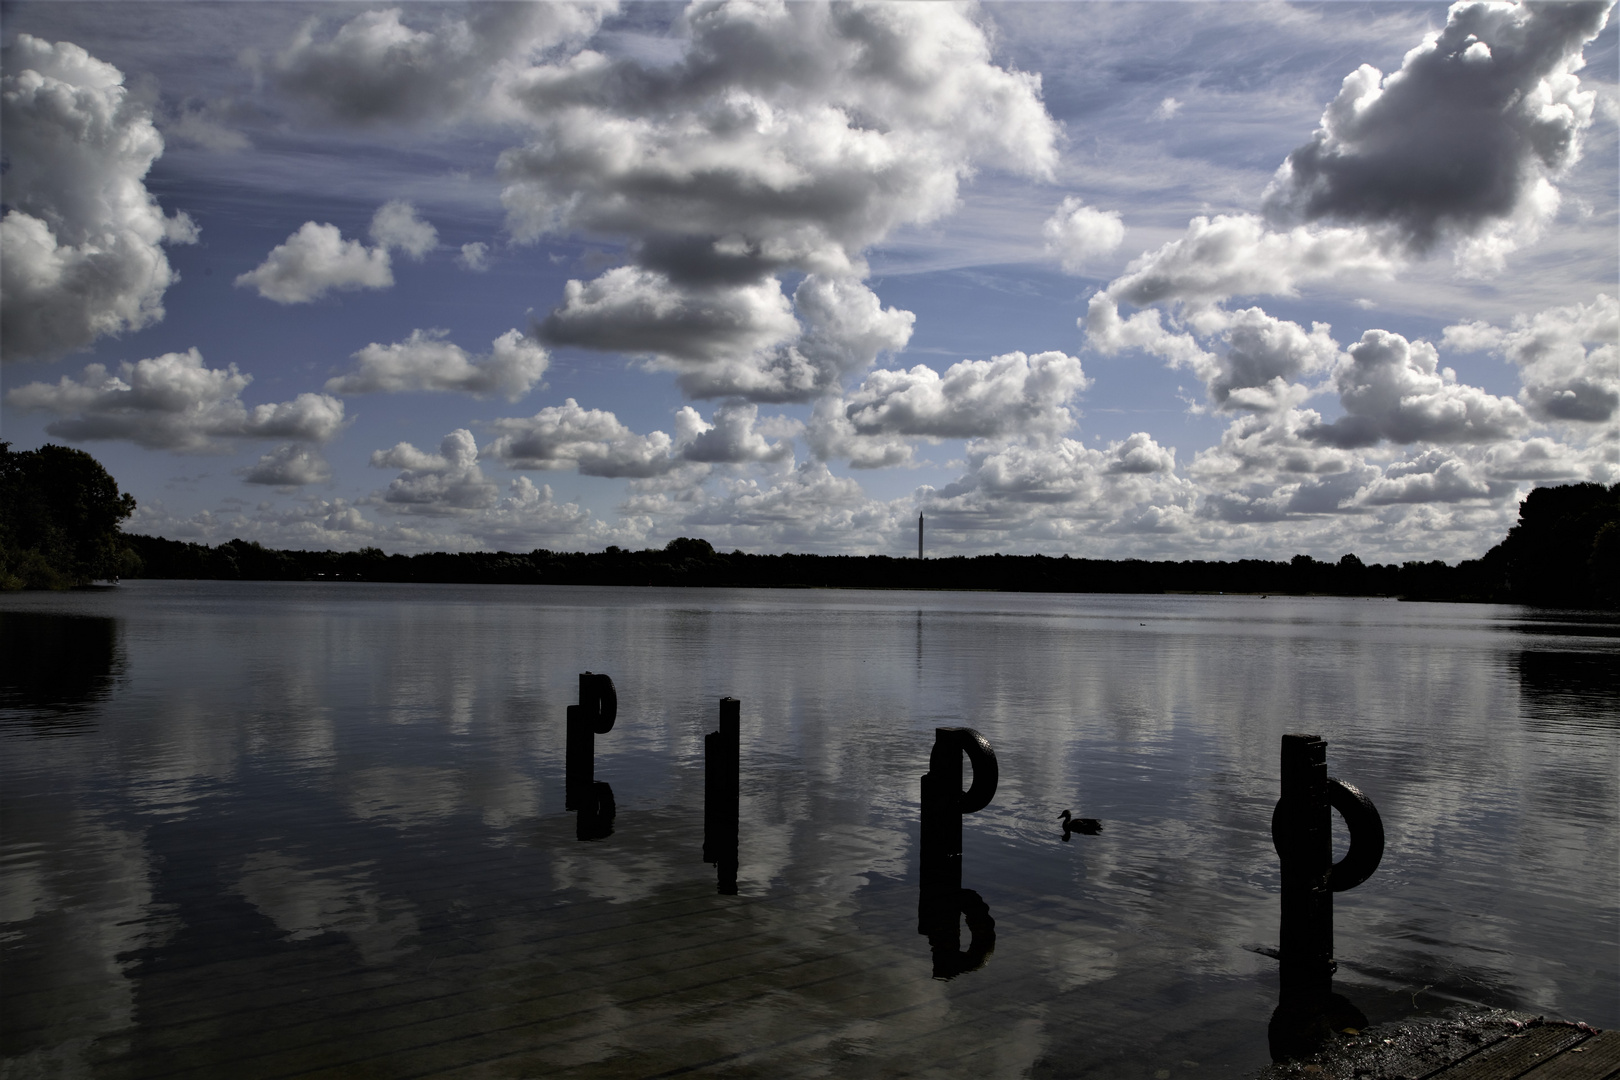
xmin=1269 ymin=732 xmax=1384 ymax=1058
xmin=918 ymin=726 xmax=998 ymax=977
xmin=1275 ymin=734 xmax=1334 ymax=1002
xmin=566 ymin=671 xmax=616 ymax=812
xmin=703 ymin=697 xmax=741 ymax=894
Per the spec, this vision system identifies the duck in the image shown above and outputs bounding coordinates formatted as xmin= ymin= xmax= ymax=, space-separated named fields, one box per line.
xmin=1059 ymin=810 xmax=1102 ymax=839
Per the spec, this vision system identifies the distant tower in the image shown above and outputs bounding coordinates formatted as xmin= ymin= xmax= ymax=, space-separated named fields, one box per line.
xmin=918 ymin=513 xmax=925 ymax=560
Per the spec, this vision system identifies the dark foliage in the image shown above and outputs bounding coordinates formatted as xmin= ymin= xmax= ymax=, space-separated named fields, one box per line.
xmin=1481 ymin=481 xmax=1619 ymax=607
xmin=1 ymin=442 xmax=138 ymax=589
xmin=120 ymin=530 xmax=1584 ymax=604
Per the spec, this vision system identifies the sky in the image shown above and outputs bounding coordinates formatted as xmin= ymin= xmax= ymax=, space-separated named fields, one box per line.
xmin=1 ymin=1 xmax=1615 ymax=562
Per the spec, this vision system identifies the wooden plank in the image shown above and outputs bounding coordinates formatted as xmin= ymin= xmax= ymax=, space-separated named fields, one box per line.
xmin=1523 ymin=1031 xmax=1620 ymax=1080
xmin=1424 ymin=1026 xmax=1591 ymax=1080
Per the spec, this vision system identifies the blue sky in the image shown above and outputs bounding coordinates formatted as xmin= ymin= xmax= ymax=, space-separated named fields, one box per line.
xmin=2 ymin=1 xmax=1615 ymax=561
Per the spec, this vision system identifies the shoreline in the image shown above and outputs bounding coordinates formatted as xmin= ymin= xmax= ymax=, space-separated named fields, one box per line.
xmin=1251 ymin=1011 xmax=1607 ymax=1080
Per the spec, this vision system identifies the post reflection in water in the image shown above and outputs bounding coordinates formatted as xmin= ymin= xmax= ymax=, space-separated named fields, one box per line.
xmin=575 ymin=781 xmax=616 ymax=841
xmin=703 ymin=697 xmax=741 ymax=894
xmin=565 ymin=671 xmax=618 ymax=843
xmin=917 ymin=726 xmax=999 ymax=979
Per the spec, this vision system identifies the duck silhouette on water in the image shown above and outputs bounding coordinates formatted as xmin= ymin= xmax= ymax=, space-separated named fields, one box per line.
xmin=1059 ymin=810 xmax=1102 ymax=840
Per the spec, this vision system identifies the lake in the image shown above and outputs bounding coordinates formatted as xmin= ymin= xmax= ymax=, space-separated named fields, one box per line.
xmin=2 ymin=581 xmax=1616 ymax=1079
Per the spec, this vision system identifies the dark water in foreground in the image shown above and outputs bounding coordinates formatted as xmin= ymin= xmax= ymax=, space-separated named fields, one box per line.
xmin=2 ymin=581 xmax=1616 ymax=1079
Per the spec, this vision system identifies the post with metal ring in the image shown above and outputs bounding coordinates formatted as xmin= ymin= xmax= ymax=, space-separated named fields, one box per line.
xmin=567 ymin=672 xmax=618 ymax=839
xmin=703 ymin=697 xmax=741 ymax=894
xmin=1269 ymin=732 xmax=1385 ymax=1059
xmin=918 ymin=726 xmax=999 ymax=978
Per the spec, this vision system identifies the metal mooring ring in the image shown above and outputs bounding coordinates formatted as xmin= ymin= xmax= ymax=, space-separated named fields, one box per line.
xmin=1325 ymin=777 xmax=1383 ymax=892
xmin=957 ymin=729 xmax=999 ymax=814
xmin=583 ymin=672 xmax=617 ymax=733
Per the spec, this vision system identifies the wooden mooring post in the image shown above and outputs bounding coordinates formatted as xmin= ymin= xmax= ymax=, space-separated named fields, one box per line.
xmin=918 ymin=726 xmax=998 ymax=978
xmin=703 ymin=697 xmax=741 ymax=894
xmin=1270 ymin=732 xmax=1385 ymax=1060
xmin=1275 ymin=733 xmax=1334 ymax=1003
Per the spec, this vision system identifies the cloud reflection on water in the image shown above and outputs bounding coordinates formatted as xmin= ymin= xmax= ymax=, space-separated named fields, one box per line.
xmin=234 ymin=851 xmax=419 ymax=964
xmin=0 ymin=582 xmax=1614 ymax=1078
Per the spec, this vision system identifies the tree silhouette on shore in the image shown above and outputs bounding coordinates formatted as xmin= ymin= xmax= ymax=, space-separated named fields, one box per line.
xmin=1 ymin=443 xmax=138 ymax=589
xmin=4 ymin=443 xmax=1614 ymax=608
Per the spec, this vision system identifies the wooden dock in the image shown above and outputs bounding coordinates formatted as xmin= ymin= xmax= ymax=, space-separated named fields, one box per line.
xmin=1421 ymin=1023 xmax=1617 ymax=1080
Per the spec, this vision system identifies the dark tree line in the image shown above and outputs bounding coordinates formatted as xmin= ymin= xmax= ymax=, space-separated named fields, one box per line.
xmin=121 ymin=484 xmax=1616 ymax=608
xmin=116 ymin=532 xmax=1493 ymax=599
xmin=1482 ymin=481 xmax=1618 ymax=608
xmin=4 ymin=441 xmax=1615 ymax=608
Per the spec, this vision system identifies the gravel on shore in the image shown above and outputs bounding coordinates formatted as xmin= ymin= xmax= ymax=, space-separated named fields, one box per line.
xmin=1249 ymin=1010 xmax=1601 ymax=1080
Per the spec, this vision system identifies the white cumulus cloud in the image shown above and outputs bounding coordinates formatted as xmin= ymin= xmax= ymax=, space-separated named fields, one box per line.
xmin=1481 ymin=437 xmax=1587 ymax=481
xmin=1202 ymin=309 xmax=1339 ymax=414
xmin=1263 ymin=0 xmax=1611 ymax=267
xmin=368 ymin=200 xmax=437 ymax=259
xmin=1 ymin=36 xmax=198 ymax=363
xmin=1443 ymin=293 xmax=1619 ymax=423
xmin=1043 ymin=197 xmax=1125 ymax=273
xmin=674 ymin=461 xmax=901 ymax=553
xmin=1107 ymin=432 xmax=1178 ymax=475
xmin=913 ymin=434 xmax=1196 ymax=548
xmin=6 ymin=348 xmax=345 ymax=451
xmin=506 ymin=2 xmax=1052 ymax=399
xmin=803 ymin=396 xmax=915 ymax=470
xmin=484 ymin=398 xmax=679 ymax=478
xmin=498 ymin=3 xmax=1057 ymax=269
xmin=539 ymin=270 xmax=915 ymax=403
xmin=371 ymin=428 xmax=500 ymax=512
xmin=238 ymin=444 xmax=334 ymax=488
xmin=1306 ymin=329 xmax=1529 ymax=448
xmin=538 ymin=266 xmax=799 ymax=366
xmin=843 ymin=351 xmax=1091 ymax=441
xmin=675 ymin=402 xmax=795 ymax=465
xmin=274 ymin=3 xmax=616 ymax=125
xmin=804 ymin=350 xmax=1090 ymax=468
xmin=1088 ymin=302 xmax=1338 ymax=416
xmin=325 ymin=329 xmax=548 ymax=401
xmin=1095 ymin=214 xmax=1400 ymax=314
xmin=1086 ymin=0 xmax=1613 ymax=399
xmin=1358 ymin=449 xmax=1505 ymax=505
xmin=235 ymin=221 xmax=393 ymax=304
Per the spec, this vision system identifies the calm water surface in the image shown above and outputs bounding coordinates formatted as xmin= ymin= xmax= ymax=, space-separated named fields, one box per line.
xmin=2 ymin=581 xmax=1616 ymax=1079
